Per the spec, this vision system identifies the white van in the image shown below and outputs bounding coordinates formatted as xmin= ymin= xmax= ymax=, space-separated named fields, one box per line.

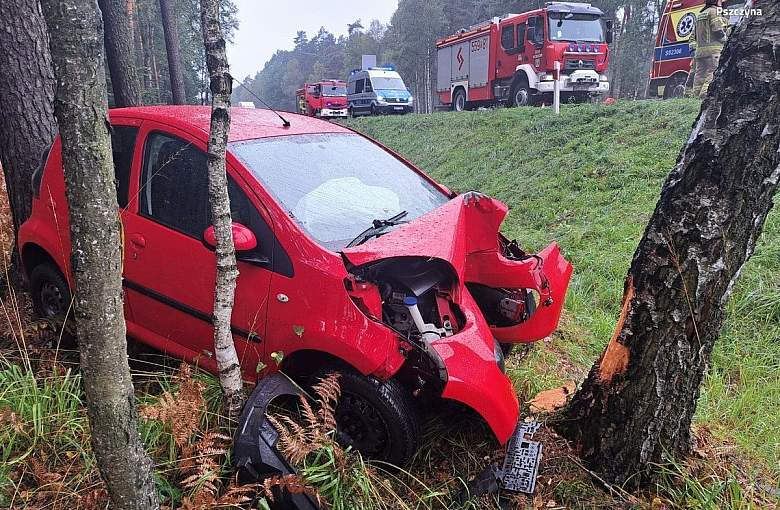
xmin=347 ymin=67 xmax=414 ymax=116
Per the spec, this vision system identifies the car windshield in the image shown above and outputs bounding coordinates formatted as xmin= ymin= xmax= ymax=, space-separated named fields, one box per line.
xmin=548 ymin=13 xmax=605 ymax=42
xmin=322 ymin=85 xmax=347 ymax=97
xmin=369 ymin=77 xmax=407 ymax=90
xmin=229 ymin=133 xmax=449 ymax=250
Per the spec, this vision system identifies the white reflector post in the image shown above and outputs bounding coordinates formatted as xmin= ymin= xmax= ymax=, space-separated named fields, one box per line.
xmin=553 ymin=61 xmax=561 ymax=115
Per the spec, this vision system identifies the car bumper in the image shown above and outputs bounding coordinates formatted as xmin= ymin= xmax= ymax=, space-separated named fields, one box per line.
xmin=466 ymin=242 xmax=573 ymax=343
xmin=537 ymin=80 xmax=609 ymax=94
xmin=430 ymin=290 xmax=520 ymax=445
xmin=376 ymin=103 xmax=413 ymax=114
xmin=318 ymin=108 xmax=348 ymax=118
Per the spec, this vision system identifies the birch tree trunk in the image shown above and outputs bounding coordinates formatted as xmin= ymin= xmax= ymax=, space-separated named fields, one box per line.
xmin=201 ymin=0 xmax=245 ymax=416
xmin=159 ymin=0 xmax=187 ymax=104
xmin=98 ymin=0 xmax=143 ymax=107
xmin=40 ymin=1 xmax=159 ymax=507
xmin=0 ymin=0 xmax=56 ymax=239
xmin=559 ymin=6 xmax=780 ymax=487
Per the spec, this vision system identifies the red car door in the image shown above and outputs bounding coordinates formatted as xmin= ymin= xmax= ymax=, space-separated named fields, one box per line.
xmin=121 ymin=122 xmax=273 ymax=378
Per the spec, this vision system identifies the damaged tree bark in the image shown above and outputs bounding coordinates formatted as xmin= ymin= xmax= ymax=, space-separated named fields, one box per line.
xmin=40 ymin=1 xmax=158 ymax=508
xmin=559 ymin=6 xmax=780 ymax=487
xmin=201 ymin=0 xmax=245 ymax=416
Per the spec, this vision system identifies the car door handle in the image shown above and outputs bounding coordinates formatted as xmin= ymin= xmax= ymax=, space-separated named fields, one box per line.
xmin=129 ymin=233 xmax=146 ymax=248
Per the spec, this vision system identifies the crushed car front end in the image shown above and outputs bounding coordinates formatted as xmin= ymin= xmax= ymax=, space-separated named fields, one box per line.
xmin=342 ymin=193 xmax=573 ymax=444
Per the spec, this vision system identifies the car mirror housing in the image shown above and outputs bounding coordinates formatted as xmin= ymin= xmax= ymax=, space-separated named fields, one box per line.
xmin=203 ymin=222 xmax=258 ymax=252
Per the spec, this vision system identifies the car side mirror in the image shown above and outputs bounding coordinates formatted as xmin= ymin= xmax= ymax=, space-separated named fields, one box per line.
xmin=605 ymin=19 xmax=614 ymax=44
xmin=203 ymin=222 xmax=258 ymax=252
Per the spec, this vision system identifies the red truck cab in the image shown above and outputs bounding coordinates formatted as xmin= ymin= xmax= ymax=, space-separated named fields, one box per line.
xmin=437 ymin=1 xmax=612 ymax=110
xmin=296 ymin=80 xmax=348 ymax=119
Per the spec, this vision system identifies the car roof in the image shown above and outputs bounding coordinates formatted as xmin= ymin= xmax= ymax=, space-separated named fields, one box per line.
xmin=109 ymin=105 xmax=351 ymax=142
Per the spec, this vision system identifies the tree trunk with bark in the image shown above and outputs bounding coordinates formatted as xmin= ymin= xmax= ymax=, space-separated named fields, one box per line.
xmin=559 ymin=7 xmax=780 ymax=487
xmin=159 ymin=0 xmax=187 ymax=104
xmin=98 ymin=0 xmax=143 ymax=107
xmin=201 ymin=0 xmax=245 ymax=416
xmin=40 ymin=1 xmax=159 ymax=508
xmin=0 ymin=0 xmax=57 ymax=238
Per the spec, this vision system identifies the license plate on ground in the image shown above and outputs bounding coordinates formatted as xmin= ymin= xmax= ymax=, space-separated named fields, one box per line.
xmin=499 ymin=421 xmax=542 ymax=494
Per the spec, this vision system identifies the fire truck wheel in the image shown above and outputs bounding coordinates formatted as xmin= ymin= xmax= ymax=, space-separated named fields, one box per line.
xmin=511 ymin=82 xmax=532 ymax=107
xmin=452 ymin=88 xmax=467 ymax=112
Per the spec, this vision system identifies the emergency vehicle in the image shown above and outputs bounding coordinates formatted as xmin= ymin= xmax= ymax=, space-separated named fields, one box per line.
xmin=347 ymin=67 xmax=414 ymax=116
xmin=648 ymin=0 xmax=748 ymax=98
xmin=436 ymin=1 xmax=612 ymax=110
xmin=295 ymin=80 xmax=348 ymax=118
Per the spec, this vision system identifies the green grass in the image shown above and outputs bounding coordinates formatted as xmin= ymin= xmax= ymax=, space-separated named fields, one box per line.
xmin=343 ymin=99 xmax=780 ymax=477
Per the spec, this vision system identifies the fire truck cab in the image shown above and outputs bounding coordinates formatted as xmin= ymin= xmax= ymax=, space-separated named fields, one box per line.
xmin=436 ymin=1 xmax=612 ymax=110
xmin=295 ymin=80 xmax=348 ymax=119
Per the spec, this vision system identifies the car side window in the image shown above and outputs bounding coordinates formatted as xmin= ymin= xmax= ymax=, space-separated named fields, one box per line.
xmin=364 ymin=79 xmax=373 ymax=92
xmin=141 ymin=132 xmax=210 ymax=238
xmin=355 ymin=79 xmax=364 ymax=93
xmin=111 ymin=126 xmax=139 ymax=208
xmin=501 ymin=25 xmax=514 ymax=49
xmin=140 ymin=131 xmax=289 ymax=273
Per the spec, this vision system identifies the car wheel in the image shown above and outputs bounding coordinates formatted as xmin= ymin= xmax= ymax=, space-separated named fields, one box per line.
xmin=452 ymin=88 xmax=466 ymax=112
xmin=316 ymin=369 xmax=419 ymax=466
xmin=30 ymin=263 xmax=72 ymax=319
xmin=370 ymin=104 xmax=377 ymax=116
xmin=511 ymin=81 xmax=532 ymax=107
xmin=663 ymin=73 xmax=688 ymax=99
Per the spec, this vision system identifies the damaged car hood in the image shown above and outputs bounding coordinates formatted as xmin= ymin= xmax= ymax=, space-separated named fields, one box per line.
xmin=342 ymin=193 xmax=507 ymax=277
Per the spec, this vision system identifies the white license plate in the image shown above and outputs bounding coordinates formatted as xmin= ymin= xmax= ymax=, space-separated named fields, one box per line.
xmin=393 ymin=106 xmax=404 ymax=110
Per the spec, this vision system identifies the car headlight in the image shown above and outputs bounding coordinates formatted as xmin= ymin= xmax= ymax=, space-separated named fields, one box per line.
xmin=494 ymin=339 xmax=506 ymax=373
xmin=539 ymin=73 xmax=554 ymax=81
xmin=376 ymin=95 xmax=385 ymax=101
xmin=408 ymin=96 xmax=414 ymax=103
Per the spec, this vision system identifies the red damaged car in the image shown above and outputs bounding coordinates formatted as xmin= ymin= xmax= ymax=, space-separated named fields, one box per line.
xmin=18 ymin=106 xmax=572 ymax=466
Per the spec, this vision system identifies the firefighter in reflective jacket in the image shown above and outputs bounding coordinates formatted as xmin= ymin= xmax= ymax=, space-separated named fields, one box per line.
xmin=687 ymin=0 xmax=730 ymax=98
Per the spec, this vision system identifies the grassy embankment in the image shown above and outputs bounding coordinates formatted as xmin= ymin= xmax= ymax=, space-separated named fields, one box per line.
xmin=344 ymin=99 xmax=780 ymax=475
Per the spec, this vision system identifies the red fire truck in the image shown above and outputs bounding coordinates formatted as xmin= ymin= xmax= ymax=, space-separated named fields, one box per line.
xmin=295 ymin=80 xmax=348 ymax=118
xmin=436 ymin=2 xmax=612 ymax=110
xmin=648 ymin=0 xmax=747 ymax=99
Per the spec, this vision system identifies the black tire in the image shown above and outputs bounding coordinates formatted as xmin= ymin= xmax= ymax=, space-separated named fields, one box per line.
xmin=663 ymin=73 xmax=688 ymax=99
xmin=510 ymin=79 xmax=532 ymax=107
xmin=316 ymin=369 xmax=419 ymax=466
xmin=30 ymin=263 xmax=72 ymax=319
xmin=370 ymin=103 xmax=378 ymax=116
xmin=452 ymin=88 xmax=467 ymax=112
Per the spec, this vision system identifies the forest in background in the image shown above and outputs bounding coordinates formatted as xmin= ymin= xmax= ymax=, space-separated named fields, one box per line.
xmin=106 ymin=0 xmax=237 ymax=106
xmin=232 ymin=0 xmax=662 ymax=113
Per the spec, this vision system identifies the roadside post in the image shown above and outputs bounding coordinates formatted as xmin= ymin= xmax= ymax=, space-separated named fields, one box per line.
xmin=553 ymin=61 xmax=561 ymax=115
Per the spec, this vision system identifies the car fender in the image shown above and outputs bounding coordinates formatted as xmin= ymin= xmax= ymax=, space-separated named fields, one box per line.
xmin=430 ymin=290 xmax=519 ymax=444
xmin=466 ymin=242 xmax=573 ymax=342
xmin=18 ymin=218 xmax=71 ymax=282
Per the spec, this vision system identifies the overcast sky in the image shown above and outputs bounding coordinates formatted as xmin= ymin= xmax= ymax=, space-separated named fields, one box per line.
xmin=226 ymin=0 xmax=398 ymax=81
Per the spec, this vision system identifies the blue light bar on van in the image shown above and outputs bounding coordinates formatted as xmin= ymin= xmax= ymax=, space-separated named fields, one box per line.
xmin=370 ymin=65 xmax=395 ymax=71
